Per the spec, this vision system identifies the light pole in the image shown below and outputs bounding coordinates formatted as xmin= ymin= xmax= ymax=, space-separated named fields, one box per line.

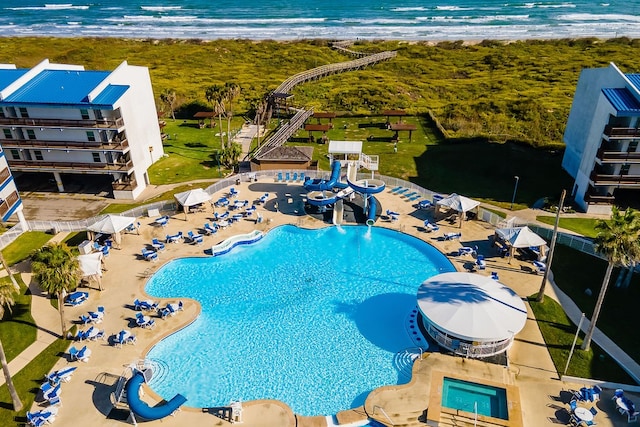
xmin=215 ymin=150 xmax=221 ymax=177
xmin=510 ymin=175 xmax=520 ymax=210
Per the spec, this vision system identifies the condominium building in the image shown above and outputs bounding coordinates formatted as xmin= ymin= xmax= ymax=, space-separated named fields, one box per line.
xmin=0 ymin=145 xmax=26 ymax=228
xmin=563 ymin=62 xmax=640 ymax=214
xmin=0 ymin=59 xmax=164 ymax=200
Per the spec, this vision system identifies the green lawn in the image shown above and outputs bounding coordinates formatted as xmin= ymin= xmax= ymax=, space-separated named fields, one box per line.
xmin=529 ymin=294 xmax=632 ymax=383
xmin=0 ymin=336 xmax=71 ymax=426
xmin=536 ymin=216 xmax=601 ymax=238
xmin=0 ymin=275 xmax=35 ymax=362
xmin=1 ymin=232 xmax=52 ymax=266
xmin=550 ymin=245 xmax=640 ymax=364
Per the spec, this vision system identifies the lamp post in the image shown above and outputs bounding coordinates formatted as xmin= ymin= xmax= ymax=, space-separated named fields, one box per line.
xmin=215 ymin=150 xmax=221 ymax=177
xmin=510 ymin=175 xmax=520 ymax=210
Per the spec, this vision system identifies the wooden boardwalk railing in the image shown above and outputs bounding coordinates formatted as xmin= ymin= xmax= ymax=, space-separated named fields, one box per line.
xmin=330 ymin=41 xmax=369 ymax=58
xmin=272 ymin=50 xmax=397 ymax=96
xmin=252 ymin=108 xmax=314 ymax=159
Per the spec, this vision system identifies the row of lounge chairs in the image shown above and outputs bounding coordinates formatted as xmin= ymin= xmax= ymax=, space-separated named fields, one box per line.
xmin=75 ymin=326 xmax=105 ymax=341
xmin=78 ymin=306 xmax=105 ymax=325
xmin=277 ymin=172 xmax=306 ymax=182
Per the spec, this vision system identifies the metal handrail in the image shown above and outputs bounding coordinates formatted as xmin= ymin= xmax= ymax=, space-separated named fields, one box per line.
xmin=373 ymin=405 xmax=394 ymax=426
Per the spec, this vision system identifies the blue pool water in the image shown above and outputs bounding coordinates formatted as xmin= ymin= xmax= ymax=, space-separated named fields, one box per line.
xmin=441 ymin=377 xmax=508 ymax=420
xmin=145 ymin=225 xmax=454 ymax=416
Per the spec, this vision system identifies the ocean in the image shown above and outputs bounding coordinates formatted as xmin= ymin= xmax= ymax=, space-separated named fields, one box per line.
xmin=2 ymin=1 xmax=639 ymax=41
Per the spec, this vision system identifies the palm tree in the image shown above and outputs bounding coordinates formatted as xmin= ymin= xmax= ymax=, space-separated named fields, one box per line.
xmin=250 ymin=97 xmax=267 ymax=147
xmin=31 ymin=243 xmax=81 ymax=336
xmin=205 ymin=85 xmax=226 ymax=148
xmin=224 ymin=82 xmax=241 ymax=144
xmin=0 ymin=266 xmax=23 ymax=411
xmin=581 ymin=207 xmax=640 ymax=351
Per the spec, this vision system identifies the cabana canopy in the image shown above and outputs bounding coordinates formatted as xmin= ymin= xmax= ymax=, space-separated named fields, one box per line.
xmin=495 ymin=226 xmax=546 ymax=248
xmin=417 ymin=272 xmax=527 ymax=342
xmin=77 ymin=252 xmax=104 ymax=290
xmin=174 ymin=188 xmax=211 ymax=207
xmin=436 ymin=193 xmax=480 ymax=213
xmin=87 ymin=214 xmax=136 ymax=234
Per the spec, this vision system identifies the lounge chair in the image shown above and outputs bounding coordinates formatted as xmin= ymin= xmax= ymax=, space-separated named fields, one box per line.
xmin=79 ymin=314 xmax=91 ymax=325
xmin=257 ymin=193 xmax=269 ymax=204
xmin=424 ymin=220 xmax=439 ymax=232
xmin=277 ymin=172 xmax=283 ymax=182
xmin=475 ymin=255 xmax=486 ymax=270
xmin=141 ymin=248 xmax=158 ymax=261
xmin=404 ymin=191 xmax=417 ymax=199
xmin=299 ymin=172 xmax=305 ymax=182
xmin=408 ymin=194 xmax=422 ymax=201
xmin=159 ymin=301 xmax=183 ymax=318
xmin=490 ymin=271 xmax=499 ymax=280
xmin=155 ymin=215 xmax=170 ymax=227
xmin=386 ymin=210 xmax=399 ymax=222
xmin=285 ymin=172 xmax=291 ymax=182
xmin=444 ymin=232 xmax=462 ymax=241
xmin=187 ymin=230 xmax=204 ymax=245
xmin=65 ymin=291 xmax=88 ymax=306
xmin=45 ymin=367 xmax=77 ymax=385
xmin=134 ymin=298 xmax=158 ymax=311
xmin=69 ymin=345 xmax=91 ymax=362
xmin=92 ymin=241 xmax=104 ymax=253
xmin=390 ymin=186 xmax=403 ymax=193
xmin=27 ymin=407 xmax=58 ymax=427
xmin=166 ymin=231 xmax=183 ymax=243
xmin=136 ymin=313 xmax=156 ymax=329
xmin=458 ymin=246 xmax=476 ymax=256
xmin=592 ymin=385 xmax=602 ymax=401
xmin=124 ymin=221 xmax=140 ymax=234
xmin=88 ymin=306 xmax=105 ymax=323
xmin=215 ymin=197 xmax=229 ymax=207
xmin=396 ymin=188 xmax=409 ymax=195
xmin=292 ymin=172 xmax=298 ymax=182
xmin=533 ymin=260 xmax=546 ymax=274
xmin=151 ymin=238 xmax=166 ymax=251
xmin=229 ymin=187 xmax=239 ymax=198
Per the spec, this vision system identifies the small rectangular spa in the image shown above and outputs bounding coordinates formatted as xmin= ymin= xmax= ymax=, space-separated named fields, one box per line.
xmin=441 ymin=377 xmax=508 ymax=420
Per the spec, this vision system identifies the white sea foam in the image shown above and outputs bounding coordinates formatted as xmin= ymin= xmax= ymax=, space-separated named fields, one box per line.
xmin=391 ymin=7 xmax=427 ymax=12
xmin=558 ymin=13 xmax=640 ymax=22
xmin=7 ymin=5 xmax=89 ymax=11
xmin=140 ymin=6 xmax=183 ymax=12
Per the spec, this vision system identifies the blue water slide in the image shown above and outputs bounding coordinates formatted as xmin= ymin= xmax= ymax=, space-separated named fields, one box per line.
xmin=303 ymin=161 xmax=343 ymax=191
xmin=367 ymin=196 xmax=377 ymax=222
xmin=125 ymin=371 xmax=187 ymax=421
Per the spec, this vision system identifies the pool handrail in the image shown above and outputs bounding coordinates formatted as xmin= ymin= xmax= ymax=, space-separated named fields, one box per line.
xmin=211 ymin=230 xmax=264 ymax=257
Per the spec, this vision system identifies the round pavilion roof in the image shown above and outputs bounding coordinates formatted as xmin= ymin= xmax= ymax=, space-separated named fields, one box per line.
xmin=416 ymin=272 xmax=527 ymax=342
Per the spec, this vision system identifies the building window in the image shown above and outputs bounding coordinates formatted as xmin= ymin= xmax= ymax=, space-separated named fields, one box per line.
xmin=92 ymin=152 xmax=101 ymax=163
xmin=80 ymin=109 xmax=90 ymax=120
xmin=86 ymin=131 xmax=96 ymax=142
xmin=629 ymin=140 xmax=639 ymax=153
xmin=18 ymin=107 xmax=29 ymax=118
xmin=0 ymin=108 xmax=4 ymax=118
xmin=34 ymin=150 xmax=43 ymax=161
xmin=10 ymin=149 xmax=19 ymax=160
xmin=26 ymin=129 xmax=36 ymax=140
xmin=620 ymin=164 xmax=630 ymax=175
xmin=2 ymin=129 xmax=12 ymax=139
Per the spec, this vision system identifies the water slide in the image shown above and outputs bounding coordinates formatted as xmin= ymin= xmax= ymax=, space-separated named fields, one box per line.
xmin=333 ymin=198 xmax=344 ymax=225
xmin=125 ymin=371 xmax=187 ymax=421
xmin=303 ymin=161 xmax=347 ymax=191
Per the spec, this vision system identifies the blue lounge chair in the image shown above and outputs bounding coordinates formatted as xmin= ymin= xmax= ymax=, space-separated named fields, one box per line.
xmin=78 ymin=314 xmax=91 ymax=325
xmin=404 ymin=191 xmax=417 ymax=199
xmin=45 ymin=366 xmax=77 ymax=385
xmin=285 ymin=172 xmax=291 ymax=182
xmin=491 ymin=271 xmax=499 ymax=280
xmin=444 ymin=232 xmax=462 ymax=241
xmin=101 ymin=245 xmax=110 ymax=257
xmin=458 ymin=246 xmax=476 ymax=256
xmin=135 ymin=313 xmax=156 ymax=329
xmin=27 ymin=408 xmax=58 ymax=426
xmin=533 ymin=260 xmax=546 ymax=274
xmin=299 ymin=172 xmax=305 ymax=182
xmin=258 ymin=193 xmax=269 ymax=204
xmin=229 ymin=187 xmax=239 ymax=198
xmin=159 ymin=301 xmax=184 ymax=319
xmin=386 ymin=210 xmax=400 ymax=221
xmin=155 ymin=215 xmax=170 ymax=227
xmin=188 ymin=230 xmax=204 ymax=245
xmin=134 ymin=299 xmax=158 ymax=311
xmin=418 ymin=200 xmax=433 ymax=209
xmin=476 ymin=255 xmax=486 ymax=270
xmin=215 ymin=197 xmax=229 ymax=207
xmin=151 ymin=238 xmax=165 ymax=251
xmin=277 ymin=172 xmax=283 ymax=182
xmin=166 ymin=231 xmax=183 ymax=243
xmin=292 ymin=172 xmax=298 ymax=182
xmin=396 ymin=188 xmax=409 ymax=195
xmin=424 ymin=220 xmax=439 ymax=232
xmin=65 ymin=291 xmax=89 ymax=306
xmin=125 ymin=221 xmax=140 ymax=234
xmin=390 ymin=186 xmax=402 ymax=193
xmin=142 ymin=248 xmax=158 ymax=261
xmin=409 ymin=194 xmax=422 ymax=201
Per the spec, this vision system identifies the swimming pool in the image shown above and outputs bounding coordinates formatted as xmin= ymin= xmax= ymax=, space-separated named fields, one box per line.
xmin=441 ymin=377 xmax=508 ymax=420
xmin=145 ymin=225 xmax=454 ymax=416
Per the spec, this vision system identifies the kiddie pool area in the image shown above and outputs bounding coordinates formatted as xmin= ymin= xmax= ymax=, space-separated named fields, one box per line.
xmin=144 ymin=225 xmax=455 ymax=416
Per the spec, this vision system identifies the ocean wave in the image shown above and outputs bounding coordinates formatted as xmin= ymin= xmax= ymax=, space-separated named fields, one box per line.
xmin=537 ymin=2 xmax=576 ymax=8
xmin=106 ymin=16 xmax=327 ymax=25
xmin=140 ymin=6 xmax=183 ymax=12
xmin=558 ymin=13 xmax=640 ymax=22
xmin=391 ymin=7 xmax=427 ymax=12
xmin=6 ymin=5 xmax=89 ymax=11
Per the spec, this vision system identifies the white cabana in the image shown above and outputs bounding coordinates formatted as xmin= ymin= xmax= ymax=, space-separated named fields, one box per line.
xmin=87 ymin=214 xmax=137 ymax=247
xmin=174 ymin=188 xmax=211 ymax=218
xmin=495 ymin=226 xmax=548 ymax=261
xmin=77 ymin=252 xmax=104 ymax=290
xmin=416 ymin=272 xmax=527 ymax=358
xmin=436 ymin=193 xmax=481 ymax=227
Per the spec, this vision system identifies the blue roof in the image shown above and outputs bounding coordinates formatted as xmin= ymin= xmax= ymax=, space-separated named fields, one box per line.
xmin=2 ymin=69 xmax=116 ymax=106
xmin=91 ymin=84 xmax=129 ymax=106
xmin=602 ymin=88 xmax=640 ymax=116
xmin=0 ymin=69 xmax=28 ymax=92
xmin=627 ymin=74 xmax=640 ymax=91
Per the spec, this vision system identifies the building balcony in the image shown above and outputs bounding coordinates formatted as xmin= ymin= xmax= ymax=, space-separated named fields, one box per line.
xmin=7 ymin=159 xmax=134 ymax=173
xmin=584 ymin=192 xmax=616 ymax=204
xmin=0 ymin=116 xmax=124 ymax=129
xmin=0 ymin=191 xmax=20 ymax=218
xmin=590 ymin=171 xmax=640 ymax=185
xmin=112 ymin=178 xmax=138 ymax=191
xmin=0 ymin=167 xmax=11 ymax=186
xmin=596 ymin=148 xmax=640 ymax=163
xmin=0 ymin=137 xmax=129 ymax=151
xmin=603 ymin=125 xmax=640 ymax=139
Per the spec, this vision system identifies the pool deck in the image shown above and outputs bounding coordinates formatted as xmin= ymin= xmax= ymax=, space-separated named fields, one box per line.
xmin=23 ymin=177 xmax=639 ymax=427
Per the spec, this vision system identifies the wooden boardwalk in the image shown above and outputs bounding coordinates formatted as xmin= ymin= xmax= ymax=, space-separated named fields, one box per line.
xmin=251 ymin=45 xmax=397 ymax=160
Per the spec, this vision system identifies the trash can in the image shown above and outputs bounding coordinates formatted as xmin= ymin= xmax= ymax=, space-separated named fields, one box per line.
xmin=236 ymin=178 xmax=241 ymax=185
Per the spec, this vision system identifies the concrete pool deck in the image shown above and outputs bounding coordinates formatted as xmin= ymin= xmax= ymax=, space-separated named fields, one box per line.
xmin=18 ymin=177 xmax=639 ymax=427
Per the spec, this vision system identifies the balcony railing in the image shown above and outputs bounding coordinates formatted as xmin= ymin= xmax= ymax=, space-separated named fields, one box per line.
xmin=112 ymin=178 xmax=138 ymax=191
xmin=0 ymin=137 xmax=129 ymax=151
xmin=0 ymin=167 xmax=10 ymax=186
xmin=603 ymin=125 xmax=640 ymax=138
xmin=590 ymin=171 xmax=640 ymax=185
xmin=0 ymin=191 xmax=20 ymax=218
xmin=0 ymin=116 xmax=124 ymax=129
xmin=584 ymin=193 xmax=616 ymax=204
xmin=7 ymin=159 xmax=134 ymax=172
xmin=596 ymin=148 xmax=640 ymax=163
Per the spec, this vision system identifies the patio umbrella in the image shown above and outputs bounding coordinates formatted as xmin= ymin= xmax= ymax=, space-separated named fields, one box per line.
xmin=87 ymin=214 xmax=136 ymax=247
xmin=436 ymin=193 xmax=481 ymax=227
xmin=495 ymin=226 xmax=547 ymax=262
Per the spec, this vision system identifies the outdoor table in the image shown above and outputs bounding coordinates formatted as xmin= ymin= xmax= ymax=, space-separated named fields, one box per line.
xmin=574 ymin=407 xmax=594 ymax=423
xmin=218 ymin=220 xmax=229 ymax=228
